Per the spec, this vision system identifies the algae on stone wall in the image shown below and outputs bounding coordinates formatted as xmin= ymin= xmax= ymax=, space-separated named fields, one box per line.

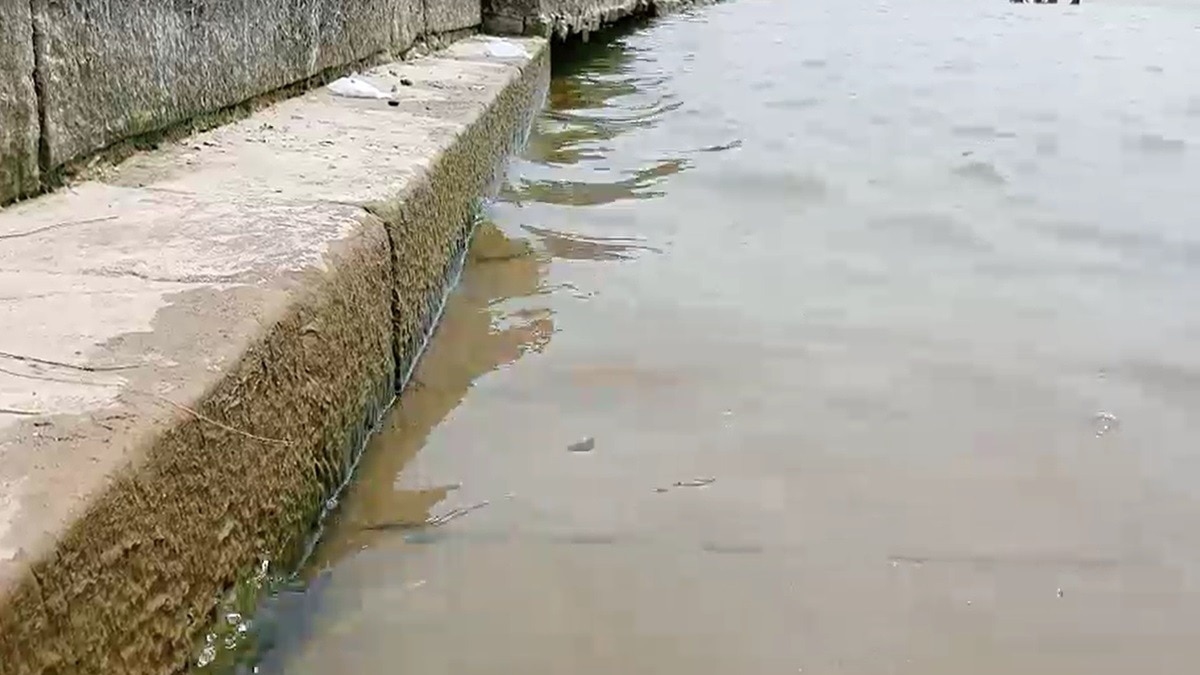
xmin=0 ymin=37 xmax=551 ymax=675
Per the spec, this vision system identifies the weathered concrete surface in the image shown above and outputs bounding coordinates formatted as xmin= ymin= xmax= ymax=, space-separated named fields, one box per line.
xmin=30 ymin=0 xmax=422 ymax=173
xmin=0 ymin=0 xmax=39 ymax=205
xmin=0 ymin=35 xmax=549 ymax=674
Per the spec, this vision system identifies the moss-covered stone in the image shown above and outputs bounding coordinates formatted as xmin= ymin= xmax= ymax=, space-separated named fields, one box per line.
xmin=0 ymin=37 xmax=550 ymax=675
xmin=370 ymin=42 xmax=551 ymax=385
xmin=0 ymin=214 xmax=396 ymax=674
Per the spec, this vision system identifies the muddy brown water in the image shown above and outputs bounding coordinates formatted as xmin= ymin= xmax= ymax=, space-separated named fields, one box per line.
xmin=245 ymin=1 xmax=1200 ymax=672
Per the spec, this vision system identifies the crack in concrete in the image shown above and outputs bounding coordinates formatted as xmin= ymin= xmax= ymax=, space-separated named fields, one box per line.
xmin=0 ymin=266 xmax=238 ymax=285
xmin=133 ymin=185 xmax=367 ymax=211
xmin=27 ymin=0 xmax=49 ymax=176
xmin=362 ymin=204 xmax=406 ymax=387
xmin=0 ymin=215 xmax=117 ymax=241
xmin=95 ymin=267 xmax=249 ymax=285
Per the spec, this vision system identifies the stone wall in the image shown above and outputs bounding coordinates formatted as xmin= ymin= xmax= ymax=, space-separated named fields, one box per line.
xmin=0 ymin=1 xmax=39 ymax=206
xmin=33 ymin=0 xmax=416 ymax=176
xmin=483 ymin=0 xmax=653 ymax=37
xmin=0 ymin=0 xmax=486 ymax=206
xmin=425 ymin=0 xmax=485 ymax=34
xmin=0 ymin=0 xmax=705 ymax=206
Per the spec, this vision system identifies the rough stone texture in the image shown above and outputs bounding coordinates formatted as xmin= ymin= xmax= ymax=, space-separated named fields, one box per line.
xmin=393 ymin=0 xmax=429 ymax=53
xmin=0 ymin=35 xmax=549 ymax=675
xmin=0 ymin=0 xmax=39 ymax=205
xmin=30 ymin=0 xmax=407 ymax=173
xmin=483 ymin=0 xmax=711 ymax=37
xmin=484 ymin=0 xmax=651 ymax=37
xmin=424 ymin=0 xmax=484 ymax=34
xmin=546 ymin=0 xmax=653 ymax=37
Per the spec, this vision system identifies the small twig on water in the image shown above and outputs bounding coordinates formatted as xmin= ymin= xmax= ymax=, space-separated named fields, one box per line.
xmin=673 ymin=477 xmax=716 ymax=488
xmin=426 ymin=500 xmax=490 ymax=527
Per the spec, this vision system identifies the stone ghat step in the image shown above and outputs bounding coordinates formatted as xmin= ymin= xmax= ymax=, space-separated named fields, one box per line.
xmin=0 ymin=35 xmax=549 ymax=675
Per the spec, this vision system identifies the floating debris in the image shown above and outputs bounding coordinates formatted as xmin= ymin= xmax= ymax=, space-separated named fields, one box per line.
xmin=1093 ymin=411 xmax=1118 ymax=437
xmin=364 ymin=492 xmax=486 ymax=532
xmin=426 ymin=500 xmax=491 ymax=527
xmin=697 ymin=139 xmax=744 ymax=153
xmin=567 ymin=437 xmax=596 ymax=453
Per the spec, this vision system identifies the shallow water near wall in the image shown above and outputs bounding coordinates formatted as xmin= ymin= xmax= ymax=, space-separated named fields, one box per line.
xmin=251 ymin=1 xmax=1200 ymax=672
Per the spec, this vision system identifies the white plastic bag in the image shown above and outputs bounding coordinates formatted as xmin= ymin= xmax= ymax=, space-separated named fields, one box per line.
xmin=485 ymin=38 xmax=528 ymax=59
xmin=327 ymin=76 xmax=390 ymax=100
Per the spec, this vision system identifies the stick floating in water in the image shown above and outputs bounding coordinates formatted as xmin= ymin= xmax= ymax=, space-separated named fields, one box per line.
xmin=426 ymin=500 xmax=491 ymax=527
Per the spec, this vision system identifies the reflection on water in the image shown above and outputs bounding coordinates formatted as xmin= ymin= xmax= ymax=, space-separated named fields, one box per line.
xmin=511 ymin=27 xmax=692 ymax=205
xmin=521 ymin=224 xmax=661 ymax=261
xmin=256 ymin=1 xmax=1200 ymax=673
xmin=501 ymin=158 xmax=690 ymax=206
xmin=221 ymin=223 xmax=552 ymax=673
xmin=308 ymin=223 xmax=553 ymax=571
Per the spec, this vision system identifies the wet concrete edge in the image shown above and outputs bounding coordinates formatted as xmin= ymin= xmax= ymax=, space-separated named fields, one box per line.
xmin=0 ymin=41 xmax=552 ymax=675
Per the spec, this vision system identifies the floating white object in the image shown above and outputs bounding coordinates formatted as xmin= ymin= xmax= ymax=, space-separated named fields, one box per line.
xmin=327 ymin=76 xmax=390 ymax=100
xmin=485 ymin=38 xmax=528 ymax=59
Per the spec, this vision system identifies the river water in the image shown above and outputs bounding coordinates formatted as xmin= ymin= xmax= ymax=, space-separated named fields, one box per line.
xmin=258 ymin=1 xmax=1200 ymax=672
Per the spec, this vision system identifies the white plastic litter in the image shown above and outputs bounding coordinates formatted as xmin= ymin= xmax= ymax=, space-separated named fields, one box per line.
xmin=327 ymin=76 xmax=390 ymax=100
xmin=485 ymin=38 xmax=528 ymax=59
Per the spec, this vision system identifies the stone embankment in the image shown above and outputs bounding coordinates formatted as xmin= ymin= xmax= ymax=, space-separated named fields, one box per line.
xmin=0 ymin=1 xmax=708 ymax=673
